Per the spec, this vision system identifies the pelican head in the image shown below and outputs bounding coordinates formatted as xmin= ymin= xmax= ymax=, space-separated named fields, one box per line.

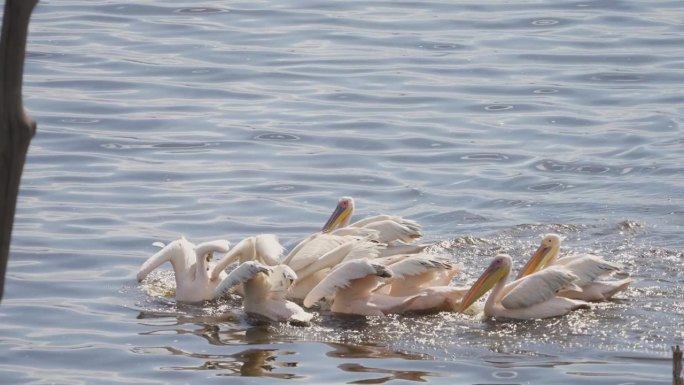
xmin=270 ymin=264 xmax=298 ymax=292
xmin=515 ymin=233 xmax=563 ymax=280
xmin=458 ymin=254 xmax=512 ymax=313
xmin=321 ymin=196 xmax=355 ymax=232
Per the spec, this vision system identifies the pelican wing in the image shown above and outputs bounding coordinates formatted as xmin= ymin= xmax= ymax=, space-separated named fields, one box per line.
xmin=283 ymin=233 xmax=350 ymax=272
xmin=255 ymin=234 xmax=285 ymax=266
xmin=363 ymin=220 xmax=422 ymax=243
xmin=214 ymin=261 xmax=271 ymax=299
xmin=329 ymin=226 xmax=380 ymax=239
xmin=388 ymin=256 xmax=453 ymax=279
xmin=341 ymin=239 xmax=385 ymax=262
xmin=385 ymin=256 xmax=457 ymax=296
xmin=553 ymin=253 xmax=587 ymax=265
xmin=501 ymin=266 xmax=579 ymax=309
xmin=303 ymin=259 xmax=390 ymax=308
xmin=379 ymin=242 xmax=431 ymax=258
xmin=293 ymin=238 xmax=384 ymax=286
xmin=294 ymin=241 xmax=355 ymax=280
xmin=560 ymin=254 xmax=622 ymax=285
xmin=293 ymin=238 xmax=384 ymax=282
xmin=351 ymin=215 xmax=422 ymax=243
xmin=349 ymin=214 xmax=388 ymax=227
xmin=348 ymin=215 xmax=399 ymax=228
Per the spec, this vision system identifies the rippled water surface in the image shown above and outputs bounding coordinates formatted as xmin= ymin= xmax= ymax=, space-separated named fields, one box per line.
xmin=2 ymin=0 xmax=683 ymax=383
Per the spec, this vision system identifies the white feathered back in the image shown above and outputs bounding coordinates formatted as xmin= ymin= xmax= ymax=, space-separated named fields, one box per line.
xmin=502 ymin=266 xmax=579 ymax=309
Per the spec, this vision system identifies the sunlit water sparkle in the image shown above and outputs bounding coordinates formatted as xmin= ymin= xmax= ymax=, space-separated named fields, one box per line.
xmin=1 ymin=0 xmax=683 ymax=384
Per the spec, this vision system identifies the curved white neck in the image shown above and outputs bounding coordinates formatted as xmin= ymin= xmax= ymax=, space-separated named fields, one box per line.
xmin=194 ymin=251 xmax=208 ymax=281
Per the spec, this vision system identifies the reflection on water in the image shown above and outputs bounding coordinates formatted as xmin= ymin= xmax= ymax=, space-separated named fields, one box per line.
xmin=132 ymin=305 xmax=444 ymax=381
xmin=226 ymin=349 xmax=298 ymax=379
xmin=326 ymin=342 xmax=428 ymax=361
xmin=174 ymin=348 xmax=302 ymax=380
xmin=339 ymin=362 xmax=434 ymax=384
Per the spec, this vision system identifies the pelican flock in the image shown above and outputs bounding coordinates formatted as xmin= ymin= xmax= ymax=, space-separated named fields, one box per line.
xmin=135 ymin=197 xmax=634 ymax=324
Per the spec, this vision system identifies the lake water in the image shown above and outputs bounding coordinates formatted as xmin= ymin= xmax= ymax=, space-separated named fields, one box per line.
xmin=2 ymin=0 xmax=683 ymax=383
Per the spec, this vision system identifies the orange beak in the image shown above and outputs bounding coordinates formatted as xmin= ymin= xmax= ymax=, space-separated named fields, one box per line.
xmin=458 ymin=259 xmax=509 ymax=313
xmin=515 ymin=244 xmax=552 ymax=280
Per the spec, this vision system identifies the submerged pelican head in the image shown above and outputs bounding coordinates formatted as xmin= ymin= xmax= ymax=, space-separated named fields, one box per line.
xmin=515 ymin=233 xmax=563 ymax=280
xmin=321 ymin=196 xmax=355 ymax=232
xmin=458 ymin=254 xmax=512 ymax=313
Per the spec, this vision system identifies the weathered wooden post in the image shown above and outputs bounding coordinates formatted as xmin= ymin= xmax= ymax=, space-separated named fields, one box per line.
xmin=674 ymin=345 xmax=683 ymax=385
xmin=0 ymin=0 xmax=39 ymax=302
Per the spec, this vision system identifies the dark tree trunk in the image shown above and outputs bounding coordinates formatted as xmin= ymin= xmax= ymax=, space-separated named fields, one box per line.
xmin=675 ymin=345 xmax=683 ymax=385
xmin=0 ymin=0 xmax=39 ymax=302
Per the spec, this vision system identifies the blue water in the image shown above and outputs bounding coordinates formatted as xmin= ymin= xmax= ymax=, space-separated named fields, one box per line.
xmin=1 ymin=0 xmax=683 ymax=383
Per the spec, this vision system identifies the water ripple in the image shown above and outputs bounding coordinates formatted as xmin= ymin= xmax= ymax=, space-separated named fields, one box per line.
xmin=7 ymin=0 xmax=684 ymax=383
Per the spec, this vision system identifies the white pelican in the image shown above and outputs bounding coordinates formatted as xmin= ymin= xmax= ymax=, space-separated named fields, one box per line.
xmin=321 ymin=196 xmax=427 ymax=255
xmin=303 ymin=259 xmax=423 ymax=316
xmin=136 ymin=237 xmax=231 ymax=303
xmin=516 ymin=234 xmax=634 ymax=301
xmin=214 ymin=261 xmax=313 ymax=325
xmin=380 ymin=256 xmax=469 ymax=313
xmin=458 ymin=254 xmax=590 ymax=320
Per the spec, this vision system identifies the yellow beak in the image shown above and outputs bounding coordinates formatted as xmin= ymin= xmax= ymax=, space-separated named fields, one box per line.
xmin=321 ymin=204 xmax=351 ymax=233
